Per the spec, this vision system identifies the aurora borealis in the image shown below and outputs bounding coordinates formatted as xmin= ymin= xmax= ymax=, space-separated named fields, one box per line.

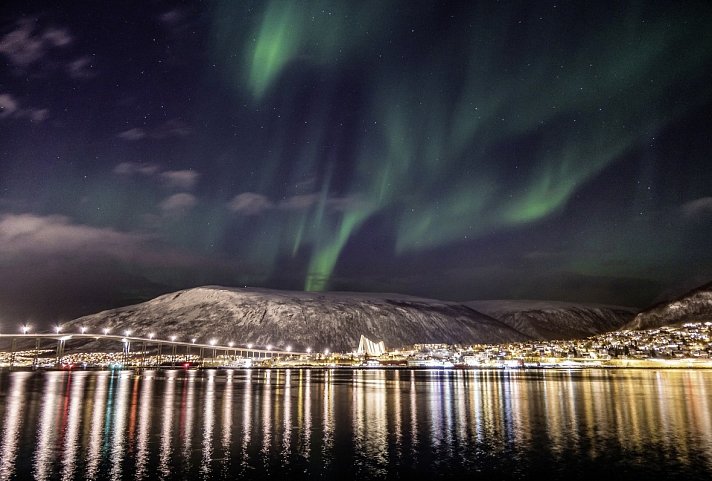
xmin=1 ymin=1 xmax=711 ymax=325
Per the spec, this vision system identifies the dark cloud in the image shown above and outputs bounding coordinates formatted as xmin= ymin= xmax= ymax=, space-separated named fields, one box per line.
xmin=0 ymin=20 xmax=72 ymax=68
xmin=113 ymin=162 xmax=159 ymax=176
xmin=159 ymin=170 xmax=199 ymax=190
xmin=159 ymin=193 xmax=197 ymax=215
xmin=66 ymin=55 xmax=95 ymax=79
xmin=0 ymin=213 xmax=145 ymax=259
xmin=0 ymin=92 xmax=48 ymax=122
xmin=227 ymin=193 xmax=274 ymax=215
xmin=682 ymin=197 xmax=712 ymax=219
xmin=116 ymin=119 xmax=191 ymax=141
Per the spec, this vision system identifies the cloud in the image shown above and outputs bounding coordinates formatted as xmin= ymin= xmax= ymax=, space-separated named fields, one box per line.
xmin=153 ymin=119 xmax=191 ymax=138
xmin=0 ymin=94 xmax=18 ymax=118
xmin=228 ymin=192 xmax=368 ymax=216
xmin=0 ymin=213 xmax=144 ymax=259
xmin=117 ymin=127 xmax=147 ymax=140
xmin=279 ymin=193 xmax=320 ymax=210
xmin=113 ymin=162 xmax=159 ymax=176
xmin=160 ymin=170 xmax=199 ymax=190
xmin=67 ymin=55 xmax=95 ymax=79
xmin=0 ymin=92 xmax=49 ymax=122
xmin=682 ymin=197 xmax=712 ymax=219
xmin=159 ymin=193 xmax=197 ymax=214
xmin=228 ymin=193 xmax=274 ymax=215
xmin=113 ymin=163 xmax=199 ymax=192
xmin=0 ymin=20 xmax=72 ymax=68
xmin=159 ymin=9 xmax=185 ymax=26
xmin=116 ymin=119 xmax=190 ymax=141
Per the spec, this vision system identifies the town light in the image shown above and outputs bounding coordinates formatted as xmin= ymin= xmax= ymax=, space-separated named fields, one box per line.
xmin=55 ymin=325 xmax=61 ymax=334
xmin=324 ymin=349 xmax=330 ymax=355
xmin=149 ymin=333 xmax=155 ymax=339
xmin=210 ymin=339 xmax=217 ymax=346
xmin=103 ymin=328 xmax=110 ymax=335
xmin=192 ymin=338 xmax=196 ymax=344
xmin=228 ymin=341 xmax=234 ymax=347
xmin=266 ymin=344 xmax=272 ymax=350
xmin=22 ymin=325 xmax=30 ymax=335
xmin=125 ymin=329 xmax=131 ymax=336
xmin=80 ymin=326 xmax=86 ymax=334
xmin=247 ymin=343 xmax=253 ymax=349
xmin=286 ymin=345 xmax=292 ymax=352
xmin=170 ymin=335 xmax=176 ymax=342
xmin=306 ymin=347 xmax=312 ymax=354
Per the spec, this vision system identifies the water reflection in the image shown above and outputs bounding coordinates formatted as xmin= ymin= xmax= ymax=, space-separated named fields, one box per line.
xmin=0 ymin=371 xmax=30 ymax=480
xmin=158 ymin=370 xmax=176 ymax=480
xmin=0 ymin=368 xmax=710 ymax=480
xmin=135 ymin=371 xmax=154 ymax=480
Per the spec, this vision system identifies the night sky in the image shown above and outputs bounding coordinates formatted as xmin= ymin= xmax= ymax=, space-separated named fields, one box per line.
xmin=1 ymin=1 xmax=711 ymax=327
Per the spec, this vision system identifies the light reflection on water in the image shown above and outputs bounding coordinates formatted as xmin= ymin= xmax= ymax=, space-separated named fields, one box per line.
xmin=0 ymin=368 xmax=711 ymax=480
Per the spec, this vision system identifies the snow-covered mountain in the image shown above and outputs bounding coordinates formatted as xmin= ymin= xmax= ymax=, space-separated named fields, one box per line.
xmin=466 ymin=300 xmax=635 ymax=340
xmin=66 ymin=286 xmax=531 ymax=352
xmin=625 ymin=281 xmax=712 ymax=330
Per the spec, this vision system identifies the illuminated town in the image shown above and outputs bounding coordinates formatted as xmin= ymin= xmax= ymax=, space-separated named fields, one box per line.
xmin=1 ymin=321 xmax=710 ymax=370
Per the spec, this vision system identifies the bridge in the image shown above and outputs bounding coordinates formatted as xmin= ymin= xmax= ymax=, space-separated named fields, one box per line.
xmin=0 ymin=331 xmax=311 ymax=369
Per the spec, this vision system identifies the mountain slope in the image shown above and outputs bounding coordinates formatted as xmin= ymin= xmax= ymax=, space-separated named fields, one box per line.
xmin=467 ymin=300 xmax=635 ymax=340
xmin=626 ymin=281 xmax=712 ymax=330
xmin=66 ymin=286 xmax=530 ymax=352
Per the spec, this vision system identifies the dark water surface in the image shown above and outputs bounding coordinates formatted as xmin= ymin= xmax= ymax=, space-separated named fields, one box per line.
xmin=0 ymin=368 xmax=711 ymax=480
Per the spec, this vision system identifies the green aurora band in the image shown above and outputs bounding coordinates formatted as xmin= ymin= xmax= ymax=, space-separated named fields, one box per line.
xmin=210 ymin=1 xmax=712 ymax=292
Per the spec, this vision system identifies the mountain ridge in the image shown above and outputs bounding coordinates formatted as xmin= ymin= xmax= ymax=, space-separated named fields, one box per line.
xmin=66 ymin=286 xmax=530 ymax=352
xmin=625 ymin=281 xmax=712 ymax=330
xmin=62 ymin=285 xmax=642 ymax=351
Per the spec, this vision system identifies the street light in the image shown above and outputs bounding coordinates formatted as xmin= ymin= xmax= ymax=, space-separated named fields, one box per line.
xmin=103 ymin=328 xmax=110 ymax=336
xmin=286 ymin=345 xmax=292 ymax=351
xmin=169 ymin=336 xmax=177 ymax=366
xmin=191 ymin=338 xmax=196 ymax=344
xmin=55 ymin=325 xmax=61 ymax=334
xmin=228 ymin=341 xmax=234 ymax=347
xmin=80 ymin=326 xmax=86 ymax=334
xmin=22 ymin=325 xmax=30 ymax=335
xmin=149 ymin=333 xmax=155 ymax=339
xmin=125 ymin=329 xmax=132 ymax=337
xmin=209 ymin=339 xmax=217 ymax=362
xmin=306 ymin=347 xmax=312 ymax=354
xmin=247 ymin=343 xmax=253 ymax=349
xmin=324 ymin=348 xmax=330 ymax=356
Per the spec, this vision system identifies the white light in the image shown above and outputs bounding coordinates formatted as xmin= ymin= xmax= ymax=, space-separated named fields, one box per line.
xmin=247 ymin=343 xmax=253 ymax=349
xmin=324 ymin=349 xmax=330 ymax=355
xmin=125 ymin=329 xmax=131 ymax=336
xmin=210 ymin=339 xmax=217 ymax=346
xmin=266 ymin=344 xmax=272 ymax=350
xmin=228 ymin=341 xmax=234 ymax=347
xmin=55 ymin=325 xmax=61 ymax=334
xmin=286 ymin=345 xmax=292 ymax=352
xmin=80 ymin=326 xmax=86 ymax=334
xmin=149 ymin=333 xmax=155 ymax=339
xmin=306 ymin=347 xmax=312 ymax=353
xmin=103 ymin=328 xmax=109 ymax=335
xmin=170 ymin=335 xmax=176 ymax=342
xmin=22 ymin=325 xmax=30 ymax=335
xmin=192 ymin=338 xmax=196 ymax=344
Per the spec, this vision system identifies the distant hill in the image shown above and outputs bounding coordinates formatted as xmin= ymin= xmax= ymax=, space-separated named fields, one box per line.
xmin=64 ymin=286 xmax=641 ymax=351
xmin=625 ymin=281 xmax=712 ymax=330
xmin=66 ymin=286 xmax=530 ymax=352
xmin=467 ymin=300 xmax=635 ymax=340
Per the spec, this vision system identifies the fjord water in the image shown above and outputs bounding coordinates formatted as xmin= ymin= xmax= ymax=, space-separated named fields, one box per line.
xmin=0 ymin=369 xmax=711 ymax=480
